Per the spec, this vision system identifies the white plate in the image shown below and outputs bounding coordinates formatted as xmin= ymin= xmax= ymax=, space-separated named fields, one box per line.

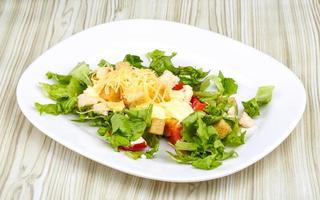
xmin=16 ymin=19 xmax=306 ymax=182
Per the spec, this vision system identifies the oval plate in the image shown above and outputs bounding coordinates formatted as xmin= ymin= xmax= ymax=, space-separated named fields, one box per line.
xmin=17 ymin=19 xmax=306 ymax=182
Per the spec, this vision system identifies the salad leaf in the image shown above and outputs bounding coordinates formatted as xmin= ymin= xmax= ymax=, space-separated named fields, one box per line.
xmin=242 ymin=98 xmax=260 ymax=118
xmin=36 ymin=72 xmax=84 ymax=115
xmin=169 ymin=109 xmax=240 ymax=170
xmin=46 ymin=72 xmax=71 ymax=84
xmin=69 ymin=62 xmax=91 ymax=86
xmin=35 ymin=97 xmax=77 ymax=115
xmin=212 ymin=71 xmax=238 ymax=95
xmin=175 ymin=141 xmax=198 ymax=151
xmin=110 ymin=113 xmax=147 ymax=141
xmin=124 ymin=105 xmax=153 ymax=126
xmin=218 ymin=72 xmax=238 ymax=95
xmin=146 ymin=50 xmax=208 ymax=89
xmin=97 ymin=126 xmax=109 ymax=136
xmin=178 ymin=66 xmax=209 ymax=89
xmin=98 ymin=59 xmax=112 ymax=68
xmin=143 ymin=133 xmax=160 ymax=159
xmin=181 ymin=111 xmax=206 ymax=142
xmin=123 ymin=54 xmax=145 ymax=69
xmin=167 ymin=151 xmax=197 ymax=164
xmin=124 ymin=151 xmax=143 ymax=160
xmin=241 ymin=85 xmax=274 ymax=118
xmin=256 ymin=85 xmax=274 ymax=106
xmin=222 ymin=125 xmax=245 ymax=147
xmin=35 ymin=103 xmax=61 ymax=115
xmin=147 ymin=49 xmax=179 ymax=75
xmin=196 ymin=118 xmax=210 ymax=143
xmin=191 ymin=155 xmax=222 ymax=170
xmin=199 ymin=77 xmax=211 ymax=91
xmin=104 ymin=134 xmax=130 ymax=150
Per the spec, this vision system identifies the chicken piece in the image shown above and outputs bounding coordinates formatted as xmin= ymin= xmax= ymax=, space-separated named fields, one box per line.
xmin=239 ymin=112 xmax=255 ymax=128
xmin=149 ymin=118 xmax=166 ymax=135
xmin=105 ymin=101 xmax=125 ymax=112
xmin=227 ymin=106 xmax=237 ymax=117
xmin=96 ymin=67 xmax=110 ymax=80
xmin=213 ymin=119 xmax=232 ymax=139
xmin=92 ymin=102 xmax=109 ymax=115
xmin=159 ymin=70 xmax=180 ymax=89
xmin=77 ymin=94 xmax=101 ymax=108
xmin=170 ymin=85 xmax=193 ymax=102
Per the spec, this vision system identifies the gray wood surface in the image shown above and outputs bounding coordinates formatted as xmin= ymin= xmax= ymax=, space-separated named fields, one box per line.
xmin=0 ymin=0 xmax=319 ymax=199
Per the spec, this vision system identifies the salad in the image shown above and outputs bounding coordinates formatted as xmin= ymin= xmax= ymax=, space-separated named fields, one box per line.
xmin=35 ymin=50 xmax=274 ymax=170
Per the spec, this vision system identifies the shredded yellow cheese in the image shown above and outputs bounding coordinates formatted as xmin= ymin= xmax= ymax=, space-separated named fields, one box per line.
xmin=92 ymin=62 xmax=171 ymax=107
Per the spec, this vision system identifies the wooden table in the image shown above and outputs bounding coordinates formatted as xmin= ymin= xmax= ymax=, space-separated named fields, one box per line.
xmin=0 ymin=0 xmax=319 ymax=199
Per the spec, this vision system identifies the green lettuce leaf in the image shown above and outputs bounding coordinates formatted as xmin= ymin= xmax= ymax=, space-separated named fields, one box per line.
xmin=191 ymin=155 xmax=222 ymax=170
xmin=124 ymin=105 xmax=153 ymax=126
xmin=242 ymin=98 xmax=260 ymax=117
xmin=212 ymin=71 xmax=238 ymax=95
xmin=146 ymin=50 xmax=208 ymax=89
xmin=146 ymin=49 xmax=179 ymax=75
xmin=143 ymin=133 xmax=160 ymax=159
xmin=222 ymin=124 xmax=245 ymax=147
xmin=124 ymin=151 xmax=143 ymax=160
xmin=46 ymin=72 xmax=71 ymax=84
xmin=256 ymin=85 xmax=274 ymax=106
xmin=35 ymin=97 xmax=77 ymax=115
xmin=110 ymin=113 xmax=147 ymax=141
xmin=69 ymin=62 xmax=91 ymax=86
xmin=123 ymin=54 xmax=145 ymax=69
xmin=175 ymin=141 xmax=198 ymax=151
xmin=104 ymin=134 xmax=130 ymax=150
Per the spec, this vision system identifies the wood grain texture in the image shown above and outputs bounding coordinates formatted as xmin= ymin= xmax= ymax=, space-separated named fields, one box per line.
xmin=0 ymin=0 xmax=319 ymax=199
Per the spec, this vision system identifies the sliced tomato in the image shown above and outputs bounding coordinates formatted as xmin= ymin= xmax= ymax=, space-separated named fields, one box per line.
xmin=164 ymin=119 xmax=182 ymax=144
xmin=172 ymin=82 xmax=184 ymax=90
xmin=119 ymin=138 xmax=147 ymax=151
xmin=191 ymin=96 xmax=207 ymax=111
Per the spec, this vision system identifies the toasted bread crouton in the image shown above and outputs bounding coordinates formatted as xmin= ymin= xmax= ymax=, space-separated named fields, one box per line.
xmin=213 ymin=119 xmax=232 ymax=139
xmin=149 ymin=118 xmax=166 ymax=135
xmin=101 ymin=87 xmax=121 ymax=102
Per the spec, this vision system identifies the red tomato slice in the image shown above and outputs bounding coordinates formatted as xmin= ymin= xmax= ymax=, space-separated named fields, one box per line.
xmin=172 ymin=82 xmax=184 ymax=90
xmin=119 ymin=140 xmax=147 ymax=151
xmin=164 ymin=119 xmax=182 ymax=144
xmin=191 ymin=96 xmax=207 ymax=111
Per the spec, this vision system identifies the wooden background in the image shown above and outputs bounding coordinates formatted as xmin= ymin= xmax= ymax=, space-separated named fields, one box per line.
xmin=0 ymin=0 xmax=319 ymax=199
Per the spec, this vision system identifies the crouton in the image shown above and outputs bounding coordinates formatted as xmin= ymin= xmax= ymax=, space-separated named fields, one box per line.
xmin=100 ymin=87 xmax=121 ymax=102
xmin=213 ymin=119 xmax=232 ymax=139
xmin=149 ymin=118 xmax=166 ymax=135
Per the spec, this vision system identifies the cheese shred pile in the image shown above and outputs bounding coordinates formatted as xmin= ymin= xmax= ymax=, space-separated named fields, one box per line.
xmin=92 ymin=62 xmax=170 ymax=107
